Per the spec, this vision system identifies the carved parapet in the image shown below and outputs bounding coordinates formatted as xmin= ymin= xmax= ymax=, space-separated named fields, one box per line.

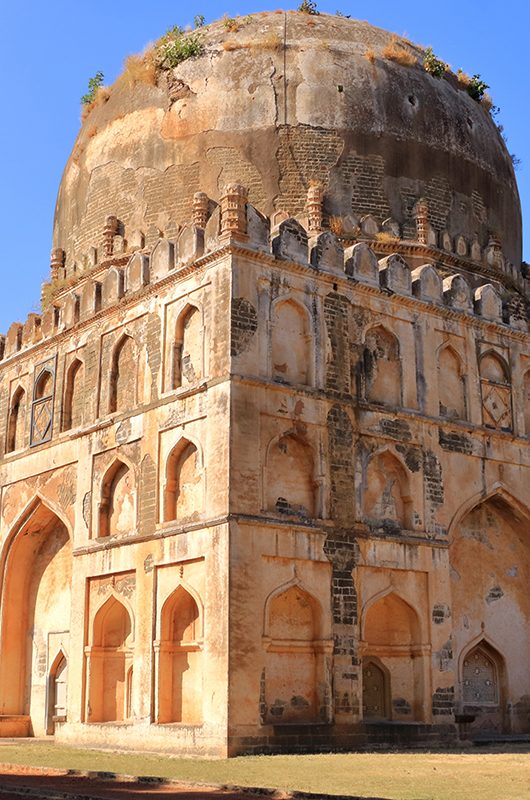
xmin=81 ymin=281 xmax=102 ymax=319
xmin=5 ymin=322 xmax=23 ymax=357
xmin=62 ymin=292 xmax=80 ymax=329
xmin=504 ymin=295 xmax=528 ymax=331
xmin=360 ymin=214 xmax=380 ymax=237
xmin=455 ymin=235 xmax=468 ymax=257
xmin=344 ymin=242 xmax=379 ymax=286
xmin=382 ymin=218 xmax=401 ymax=238
xmin=474 ymin=284 xmax=502 ymax=323
xmin=443 ymin=274 xmax=473 ymax=312
xmin=102 ymin=215 xmax=119 ymax=257
xmin=306 ymin=185 xmax=323 ymax=234
xmin=50 ymin=248 xmax=66 ymax=281
xmin=220 ymin=183 xmax=248 ymax=241
xmin=272 ymin=218 xmax=308 ymax=264
xmin=247 ymin=205 xmax=270 ymax=253
xmin=22 ymin=313 xmax=42 ymax=345
xmin=41 ymin=304 xmax=60 ymax=338
xmin=484 ymin=235 xmax=504 ymax=270
xmin=126 ymin=253 xmax=150 ymax=293
xmin=176 ymin=225 xmax=205 ymax=265
xmin=414 ymin=199 xmax=429 ymax=245
xmin=102 ymin=266 xmax=124 ymax=307
xmin=193 ymin=192 xmax=209 ymax=229
xmin=378 ymin=253 xmax=412 ymax=296
xmin=411 ymin=264 xmax=442 ymax=303
xmin=441 ymin=230 xmax=453 ymax=252
xmin=310 ymin=230 xmax=343 ymax=273
xmin=151 ymin=238 xmax=175 ymax=281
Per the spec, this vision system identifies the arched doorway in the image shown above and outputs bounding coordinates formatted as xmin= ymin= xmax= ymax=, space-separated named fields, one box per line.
xmin=450 ymin=493 xmax=530 ymax=733
xmin=362 ymin=658 xmax=390 ymax=720
xmin=362 ymin=592 xmax=426 ymax=721
xmin=0 ymin=499 xmax=72 ymax=737
xmin=47 ymin=652 xmax=68 ymax=735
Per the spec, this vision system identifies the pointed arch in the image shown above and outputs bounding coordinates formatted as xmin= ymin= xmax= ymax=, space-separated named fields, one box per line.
xmin=363 ymin=324 xmax=401 ymax=406
xmin=479 ymin=350 xmax=512 ymax=430
xmin=34 ymin=369 xmax=53 ymax=401
xmin=62 ymin=358 xmax=84 ymax=431
xmin=361 ymin=590 xmax=425 ymax=722
xmin=447 ymin=483 xmax=530 ymax=539
xmin=263 ymin=578 xmax=323 ymax=640
xmin=262 ymin=581 xmax=329 ymax=724
xmin=6 ymin=385 xmax=25 ymax=453
xmin=47 ymin=648 xmax=68 ymax=734
xmin=450 ymin=488 xmax=530 ymax=733
xmin=264 ymin=432 xmax=317 ymax=518
xmin=109 ymin=333 xmax=138 ymax=413
xmin=173 ymin=303 xmax=203 ymax=389
xmin=437 ymin=343 xmax=466 ymax=420
xmin=88 ymin=595 xmax=134 ymax=723
xmin=0 ymin=497 xmax=72 ymax=733
xmin=163 ymin=437 xmax=203 ymax=523
xmin=98 ymin=458 xmax=136 ymax=538
xmin=479 ymin=350 xmax=510 ymax=383
xmin=157 ymin=583 xmax=204 ymax=723
xmin=270 ymin=296 xmax=313 ymax=386
xmin=363 ymin=448 xmax=412 ymax=530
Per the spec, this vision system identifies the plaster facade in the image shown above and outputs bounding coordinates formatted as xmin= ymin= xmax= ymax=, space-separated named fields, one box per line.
xmin=0 ymin=11 xmax=528 ymax=756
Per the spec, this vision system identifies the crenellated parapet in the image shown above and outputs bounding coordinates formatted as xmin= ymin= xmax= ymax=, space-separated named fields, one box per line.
xmin=3 ymin=185 xmax=528 ymax=363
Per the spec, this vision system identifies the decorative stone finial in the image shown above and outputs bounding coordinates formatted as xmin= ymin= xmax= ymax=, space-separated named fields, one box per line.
xmin=50 ymin=248 xmax=66 ymax=281
xmin=220 ymin=184 xmax=248 ymax=240
xmin=415 ymin=199 xmax=429 ymax=245
xmin=307 ymin=185 xmax=323 ymax=234
xmin=103 ymin=215 xmax=119 ymax=258
xmin=193 ymin=192 xmax=209 ymax=229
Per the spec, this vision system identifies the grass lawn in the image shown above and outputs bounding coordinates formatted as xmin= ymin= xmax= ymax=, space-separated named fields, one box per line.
xmin=0 ymin=742 xmax=528 ymax=800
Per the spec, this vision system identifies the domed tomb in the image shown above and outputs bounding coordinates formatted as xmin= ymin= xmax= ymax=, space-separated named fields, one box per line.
xmin=54 ymin=11 xmax=521 ymax=270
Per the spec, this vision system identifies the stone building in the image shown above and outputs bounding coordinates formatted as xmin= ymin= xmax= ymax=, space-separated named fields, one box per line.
xmin=0 ymin=11 xmax=528 ymax=755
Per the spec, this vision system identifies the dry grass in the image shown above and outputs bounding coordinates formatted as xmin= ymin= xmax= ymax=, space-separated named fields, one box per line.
xmin=223 ymin=14 xmax=241 ymax=33
xmin=481 ymin=92 xmax=493 ymax=111
xmin=457 ymin=68 xmax=471 ymax=88
xmin=0 ymin=742 xmax=529 ymax=800
xmin=81 ymin=86 xmax=111 ymax=122
xmin=364 ymin=48 xmax=376 ymax=63
xmin=118 ymin=52 xmax=157 ymax=87
xmin=222 ymin=39 xmax=247 ymax=51
xmin=375 ymin=231 xmax=400 ymax=243
xmin=223 ymin=32 xmax=282 ymax=52
xmin=383 ymin=35 xmax=417 ymax=67
xmin=329 ymin=216 xmax=346 ymax=236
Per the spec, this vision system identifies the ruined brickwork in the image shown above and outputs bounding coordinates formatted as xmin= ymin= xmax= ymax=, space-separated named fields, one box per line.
xmin=0 ymin=11 xmax=528 ymax=756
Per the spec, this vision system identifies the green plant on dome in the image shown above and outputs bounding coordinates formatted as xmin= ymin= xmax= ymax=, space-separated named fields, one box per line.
xmin=298 ymin=0 xmax=320 ymax=14
xmin=157 ymin=25 xmax=204 ymax=68
xmin=81 ymin=71 xmax=104 ymax=105
xmin=467 ymin=73 xmax=489 ymax=101
xmin=423 ymin=47 xmax=447 ymax=78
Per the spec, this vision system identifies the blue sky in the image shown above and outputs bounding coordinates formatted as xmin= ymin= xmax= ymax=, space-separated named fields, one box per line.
xmin=0 ymin=0 xmax=528 ymax=332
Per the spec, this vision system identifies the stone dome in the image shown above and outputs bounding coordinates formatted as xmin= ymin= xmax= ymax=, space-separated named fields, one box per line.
xmin=54 ymin=10 xmax=522 ymax=268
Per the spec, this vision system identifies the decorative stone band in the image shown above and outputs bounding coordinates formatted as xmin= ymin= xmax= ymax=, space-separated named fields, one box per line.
xmin=6 ymin=187 xmax=528 ymax=360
